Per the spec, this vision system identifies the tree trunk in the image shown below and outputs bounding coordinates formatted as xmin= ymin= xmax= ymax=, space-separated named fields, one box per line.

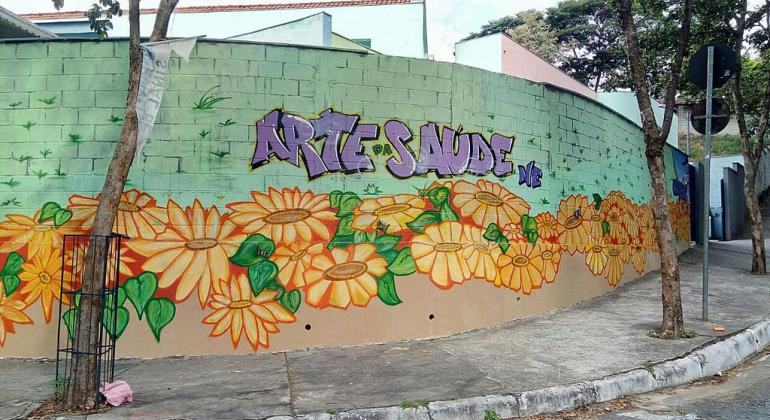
xmin=647 ymin=150 xmax=683 ymax=337
xmin=744 ymin=162 xmax=767 ymax=274
xmin=63 ymin=0 xmax=178 ymax=409
xmin=616 ymin=0 xmax=692 ymax=339
xmin=150 ymin=0 xmax=179 ymax=41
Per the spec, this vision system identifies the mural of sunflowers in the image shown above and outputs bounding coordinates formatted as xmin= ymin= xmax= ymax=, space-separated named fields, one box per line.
xmin=0 ymin=182 xmax=690 ymax=352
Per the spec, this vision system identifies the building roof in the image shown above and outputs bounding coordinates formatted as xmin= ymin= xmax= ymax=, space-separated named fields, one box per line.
xmin=0 ymin=5 xmax=57 ymax=38
xmin=21 ymin=0 xmax=423 ymax=21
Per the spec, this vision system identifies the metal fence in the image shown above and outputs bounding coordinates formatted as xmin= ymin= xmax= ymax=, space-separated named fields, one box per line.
xmin=55 ymin=233 xmax=125 ymax=406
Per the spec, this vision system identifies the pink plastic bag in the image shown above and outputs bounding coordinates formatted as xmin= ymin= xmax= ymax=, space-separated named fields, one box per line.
xmin=99 ymin=380 xmax=134 ymax=407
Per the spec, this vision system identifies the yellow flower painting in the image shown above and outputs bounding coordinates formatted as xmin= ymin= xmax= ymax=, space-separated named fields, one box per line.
xmin=451 ymin=179 xmax=530 ymax=228
xmin=352 ymin=194 xmax=425 ymax=233
xmin=68 ymin=189 xmax=168 ymax=240
xmin=203 ymin=275 xmax=295 ymax=351
xmin=411 ymin=221 xmax=472 ymax=289
xmin=19 ymin=246 xmax=71 ymax=323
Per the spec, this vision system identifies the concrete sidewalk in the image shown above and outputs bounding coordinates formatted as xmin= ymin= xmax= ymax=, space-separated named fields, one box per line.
xmin=2 ymin=246 xmax=768 ymax=419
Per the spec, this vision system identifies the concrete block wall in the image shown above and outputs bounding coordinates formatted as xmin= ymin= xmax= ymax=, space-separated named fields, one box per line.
xmin=0 ymin=39 xmax=659 ymax=214
xmin=0 ymin=39 xmax=690 ymax=357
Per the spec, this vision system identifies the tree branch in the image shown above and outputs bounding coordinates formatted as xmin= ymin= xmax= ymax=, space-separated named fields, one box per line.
xmin=150 ymin=0 xmax=179 ymax=42
xmin=659 ymin=0 xmax=694 ymax=143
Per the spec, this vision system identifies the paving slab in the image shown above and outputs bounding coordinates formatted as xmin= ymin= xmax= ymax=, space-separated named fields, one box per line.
xmin=1 ymin=243 xmax=768 ymax=419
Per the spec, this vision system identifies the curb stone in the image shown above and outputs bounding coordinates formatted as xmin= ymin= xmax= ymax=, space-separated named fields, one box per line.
xmin=268 ymin=314 xmax=770 ymax=420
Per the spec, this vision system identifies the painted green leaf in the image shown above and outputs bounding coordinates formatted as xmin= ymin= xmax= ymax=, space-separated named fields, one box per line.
xmin=104 ymin=287 xmax=127 ymax=311
xmin=424 ymin=186 xmax=450 ymax=207
xmin=377 ymin=272 xmax=402 ymax=306
xmin=353 ymin=230 xmax=376 ymax=244
xmin=406 ymin=210 xmax=441 ymax=233
xmin=526 ymin=232 xmax=538 ymax=244
xmin=602 ymin=220 xmax=611 ymax=236
xmin=593 ymin=193 xmax=603 ymax=210
xmin=248 ymin=258 xmax=279 ymax=296
xmin=37 ymin=202 xmax=59 ymax=219
xmin=63 ymin=308 xmax=78 ymax=341
xmin=39 ymin=202 xmax=61 ymax=222
xmin=483 ymin=223 xmax=502 ymax=242
xmin=0 ymin=252 xmax=24 ymax=276
xmin=103 ymin=306 xmax=130 ymax=339
xmin=438 ymin=202 xmax=459 ymax=222
xmin=388 ymin=248 xmax=415 ymax=276
xmin=329 ymin=191 xmax=362 ymax=218
xmin=145 ymin=298 xmax=175 ymax=342
xmin=521 ymin=215 xmax=538 ymax=244
xmin=374 ymin=235 xmax=400 ymax=252
xmin=53 ymin=209 xmax=72 ymax=227
xmin=378 ymin=248 xmax=399 ymax=264
xmin=2 ymin=274 xmax=19 ymax=296
xmin=498 ymin=235 xmax=510 ymax=253
xmin=334 ymin=216 xmax=355 ymax=237
xmin=279 ymin=289 xmax=301 ymax=313
xmin=122 ymin=272 xmax=158 ymax=319
xmin=230 ymin=234 xmax=275 ymax=266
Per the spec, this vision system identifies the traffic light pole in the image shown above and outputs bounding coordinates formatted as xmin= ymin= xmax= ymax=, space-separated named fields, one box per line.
xmin=702 ymin=46 xmax=714 ymax=322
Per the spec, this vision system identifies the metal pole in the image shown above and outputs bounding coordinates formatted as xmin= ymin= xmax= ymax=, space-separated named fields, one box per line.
xmin=702 ymin=46 xmax=714 ymax=322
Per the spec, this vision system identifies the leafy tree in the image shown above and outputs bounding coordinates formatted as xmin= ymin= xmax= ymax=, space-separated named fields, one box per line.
xmin=617 ymin=0 xmax=694 ymax=339
xmin=505 ymin=10 xmax=564 ymax=62
xmin=730 ymin=0 xmax=769 ymax=274
xmin=463 ymin=15 xmax=522 ymax=41
xmin=546 ymin=0 xmax=625 ymax=91
xmin=51 ymin=0 xmax=179 ymax=411
xmin=463 ymin=10 xmax=563 ymax=62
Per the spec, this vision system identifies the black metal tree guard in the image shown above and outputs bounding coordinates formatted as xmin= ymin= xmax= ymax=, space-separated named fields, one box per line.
xmin=55 ymin=233 xmax=125 ymax=406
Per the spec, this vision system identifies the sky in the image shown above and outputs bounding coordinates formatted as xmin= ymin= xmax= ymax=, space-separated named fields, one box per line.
xmin=1 ymin=0 xmax=559 ymax=61
xmin=1 ymin=0 xmax=765 ymax=61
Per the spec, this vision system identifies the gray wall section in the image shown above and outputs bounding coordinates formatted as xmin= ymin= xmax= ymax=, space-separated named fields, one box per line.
xmin=722 ymin=163 xmax=747 ymax=241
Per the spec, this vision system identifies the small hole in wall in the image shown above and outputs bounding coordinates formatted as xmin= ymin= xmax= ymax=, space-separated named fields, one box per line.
xmin=428 ymin=314 xmax=435 ymax=320
xmin=305 ymin=324 xmax=311 ymax=331
xmin=516 ymin=297 xmax=521 ymax=302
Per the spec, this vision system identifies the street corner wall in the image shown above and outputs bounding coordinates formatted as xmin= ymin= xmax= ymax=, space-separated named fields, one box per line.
xmin=0 ymin=39 xmax=691 ymax=357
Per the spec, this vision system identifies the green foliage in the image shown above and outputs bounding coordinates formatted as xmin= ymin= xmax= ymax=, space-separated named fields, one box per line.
xmin=109 ymin=114 xmax=123 ymax=123
xmin=32 ymin=169 xmax=48 ymax=180
xmin=483 ymin=223 xmax=510 ymax=253
xmin=520 ymin=214 xmax=538 ymax=244
xmin=399 ymin=400 xmax=429 ymax=409
xmin=1 ymin=177 xmax=20 ymax=188
xmin=193 ymin=85 xmax=231 ymax=111
xmin=8 ymin=101 xmax=22 ymax=108
xmin=687 ymin=135 xmax=755 ymax=163
xmin=145 ymin=298 xmax=175 ymax=342
xmin=83 ymin=0 xmax=122 ymax=39
xmin=279 ymin=290 xmax=301 ymax=313
xmin=248 ymin=258 xmax=279 ymax=296
xmin=484 ymin=409 xmax=501 ymax=420
xmin=0 ymin=252 xmax=24 ymax=297
xmin=122 ymin=272 xmax=158 ymax=319
xmin=40 ymin=149 xmax=52 ymax=159
xmin=22 ymin=121 xmax=36 ymax=130
xmin=219 ymin=118 xmax=236 ymax=127
xmin=363 ymin=183 xmax=381 ymax=195
xmin=377 ymin=272 xmax=402 ymax=306
xmin=0 ymin=198 xmax=21 ymax=207
xmin=230 ymin=234 xmax=275 ymax=266
xmin=38 ymin=202 xmax=71 ymax=227
xmin=198 ymin=129 xmax=210 ymax=139
xmin=68 ymin=133 xmax=82 ymax=143
xmin=37 ymin=96 xmax=56 ymax=105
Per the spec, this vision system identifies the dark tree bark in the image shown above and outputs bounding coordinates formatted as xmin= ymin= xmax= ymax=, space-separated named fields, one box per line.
xmin=617 ymin=0 xmax=694 ymax=339
xmin=732 ymin=0 xmax=769 ymax=275
xmin=150 ymin=0 xmax=179 ymax=41
xmin=63 ymin=0 xmax=179 ymax=410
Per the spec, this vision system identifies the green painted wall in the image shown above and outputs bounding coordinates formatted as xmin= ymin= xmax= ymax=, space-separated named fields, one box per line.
xmin=0 ymin=39 xmax=690 ymax=356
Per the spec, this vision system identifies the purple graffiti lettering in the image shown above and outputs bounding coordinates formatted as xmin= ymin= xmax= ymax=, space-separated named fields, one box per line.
xmin=467 ymin=133 xmax=494 ymax=175
xmin=415 ymin=123 xmax=452 ymax=176
xmin=312 ymin=109 xmax=358 ymax=173
xmin=252 ymin=110 xmax=291 ymax=169
xmin=280 ymin=113 xmax=328 ymax=179
xmin=384 ymin=120 xmax=417 ymax=179
xmin=443 ymin=128 xmax=471 ymax=175
xmin=341 ymin=124 xmax=378 ymax=173
xmin=490 ymin=133 xmax=514 ymax=177
xmin=518 ymin=160 xmax=542 ymax=188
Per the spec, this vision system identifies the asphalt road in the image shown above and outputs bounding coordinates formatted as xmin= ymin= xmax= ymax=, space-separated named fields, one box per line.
xmin=597 ymin=347 xmax=770 ymax=419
